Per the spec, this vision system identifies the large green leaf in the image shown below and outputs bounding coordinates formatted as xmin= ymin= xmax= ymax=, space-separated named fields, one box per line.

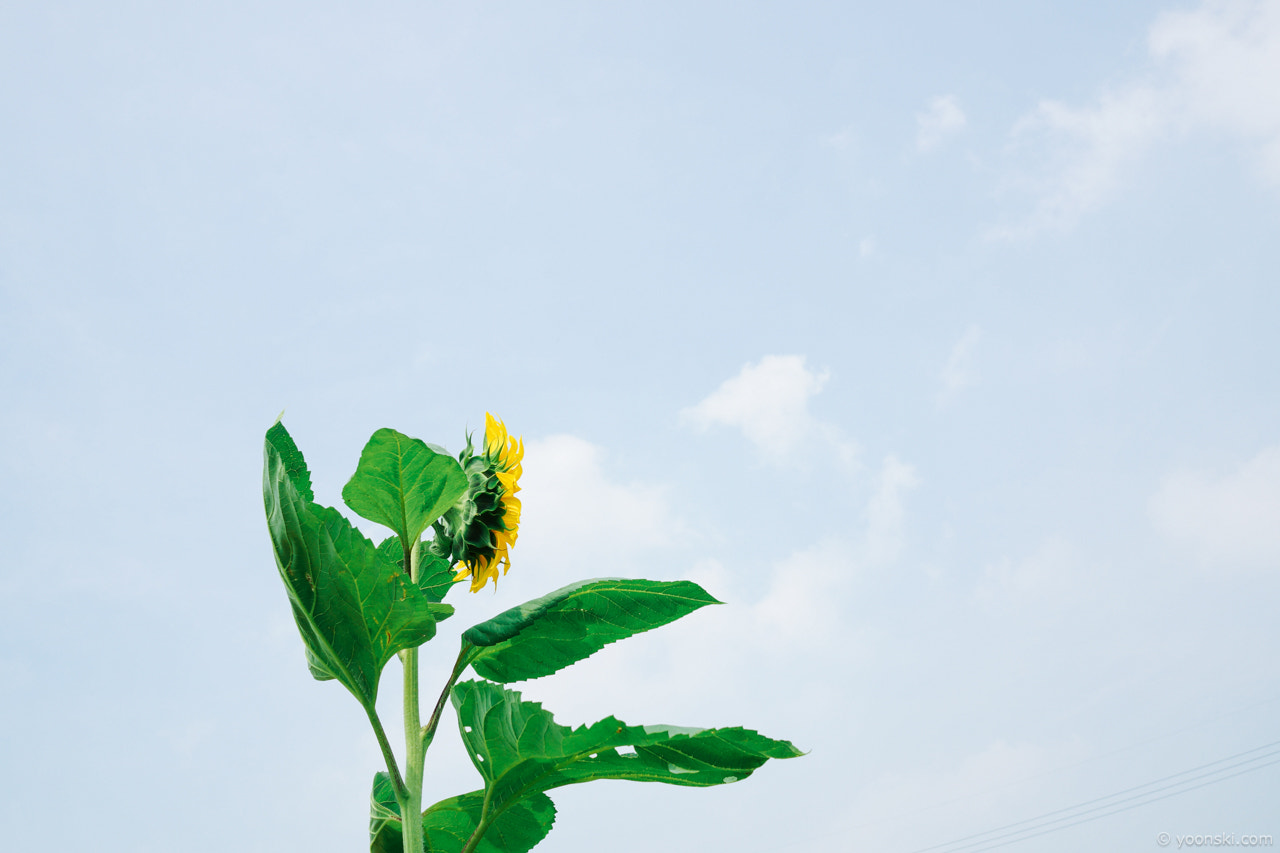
xmin=369 ymin=772 xmax=555 ymax=853
xmin=376 ymin=536 xmax=462 ymax=604
xmin=453 ymin=680 xmax=803 ymax=816
xmin=264 ymin=423 xmax=443 ymax=708
xmin=342 ymin=428 xmax=468 ymax=547
xmin=462 ymin=579 xmax=720 ymax=682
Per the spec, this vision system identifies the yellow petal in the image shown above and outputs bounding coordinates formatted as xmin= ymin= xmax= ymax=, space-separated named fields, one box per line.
xmin=485 ymin=413 xmax=508 ymax=457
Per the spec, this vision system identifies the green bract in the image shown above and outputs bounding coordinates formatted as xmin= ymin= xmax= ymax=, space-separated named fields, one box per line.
xmin=261 ymin=418 xmax=802 ymax=853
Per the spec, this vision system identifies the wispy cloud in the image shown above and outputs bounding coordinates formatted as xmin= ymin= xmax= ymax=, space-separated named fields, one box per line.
xmin=916 ymin=94 xmax=967 ymax=152
xmin=753 ymin=538 xmax=858 ymax=641
xmin=937 ymin=324 xmax=983 ymax=407
xmin=865 ymin=454 xmax=920 ymax=565
xmin=1149 ymin=444 xmax=1280 ymax=571
xmin=681 ymin=354 xmax=856 ymax=466
xmin=517 ymin=434 xmax=677 ymax=582
xmin=977 ymin=537 xmax=1076 ymax=602
xmin=1152 ymin=0 xmax=1280 ymax=180
xmin=995 ymin=86 xmax=1169 ymax=237
xmin=712 ymin=454 xmax=918 ymax=643
xmin=993 ymin=0 xmax=1280 ymax=236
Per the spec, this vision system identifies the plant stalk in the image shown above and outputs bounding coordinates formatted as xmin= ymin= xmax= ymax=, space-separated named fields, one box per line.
xmin=422 ymin=642 xmax=473 ymax=754
xmin=401 ymin=541 xmax=426 ymax=853
xmin=365 ymin=704 xmax=406 ymax=800
xmin=457 ymin=787 xmax=495 ymax=853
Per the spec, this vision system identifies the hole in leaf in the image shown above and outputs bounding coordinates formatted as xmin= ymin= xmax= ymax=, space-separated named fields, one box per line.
xmin=589 ymin=753 xmax=598 ymax=759
xmin=463 ymin=726 xmax=472 ymax=733
xmin=477 ymin=755 xmax=485 ymax=762
xmin=724 ymin=776 xmax=738 ymax=783
xmin=617 ymin=746 xmax=636 ymax=756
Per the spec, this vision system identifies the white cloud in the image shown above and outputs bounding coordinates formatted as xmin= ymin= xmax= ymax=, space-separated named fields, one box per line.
xmin=665 ymin=450 xmax=916 ymax=655
xmin=865 ymin=454 xmax=920 ymax=566
xmin=996 ymin=85 xmax=1169 ymax=237
xmin=1152 ymin=0 xmax=1280 ymax=180
xmin=977 ymin=537 xmax=1075 ymax=601
xmin=1149 ymin=444 xmax=1280 ymax=570
xmin=994 ymin=0 xmax=1280 ymax=235
xmin=681 ymin=355 xmax=856 ymax=466
xmin=515 ymin=434 xmax=676 ymax=583
xmin=937 ymin=324 xmax=983 ymax=407
xmin=754 ymin=538 xmax=856 ymax=641
xmin=713 ymin=454 xmax=918 ymax=643
xmin=916 ymin=94 xmax=967 ymax=152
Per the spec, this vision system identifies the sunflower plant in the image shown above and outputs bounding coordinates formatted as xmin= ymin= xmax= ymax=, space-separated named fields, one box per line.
xmin=262 ymin=414 xmax=801 ymax=853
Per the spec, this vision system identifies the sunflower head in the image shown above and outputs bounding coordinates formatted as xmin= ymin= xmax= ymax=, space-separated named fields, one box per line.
xmin=429 ymin=413 xmax=523 ymax=593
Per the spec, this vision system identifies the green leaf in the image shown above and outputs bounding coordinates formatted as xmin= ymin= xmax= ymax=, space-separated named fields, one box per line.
xmin=377 ymin=536 xmax=462 ymax=605
xmin=342 ymin=428 xmax=468 ymax=546
xmin=417 ymin=549 xmax=463 ymax=604
xmin=453 ymin=680 xmax=803 ymax=816
xmin=463 ymin=579 xmax=720 ymax=682
xmin=424 ymin=791 xmax=555 ymax=853
xmin=264 ymin=423 xmax=442 ymax=709
xmin=368 ymin=772 xmax=401 ymax=853
xmin=266 ymin=420 xmax=314 ymax=502
xmin=369 ymin=773 xmax=555 ymax=853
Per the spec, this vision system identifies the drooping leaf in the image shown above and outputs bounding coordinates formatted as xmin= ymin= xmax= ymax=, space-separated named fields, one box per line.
xmin=453 ymin=680 xmax=803 ymax=817
xmin=462 ymin=579 xmax=720 ymax=682
xmin=342 ymin=428 xmax=468 ymax=546
xmin=423 ymin=791 xmax=555 ymax=853
xmin=376 ymin=535 xmax=462 ymax=604
xmin=304 ymin=644 xmax=339 ymax=682
xmin=369 ymin=773 xmax=555 ymax=853
xmin=368 ymin=772 xmax=401 ymax=853
xmin=264 ymin=423 xmax=442 ymax=709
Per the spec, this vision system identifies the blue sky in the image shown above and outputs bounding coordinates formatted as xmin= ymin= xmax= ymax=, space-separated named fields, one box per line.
xmin=2 ymin=2 xmax=1278 ymax=851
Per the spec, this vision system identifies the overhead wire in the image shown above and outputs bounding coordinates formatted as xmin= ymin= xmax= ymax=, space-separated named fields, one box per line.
xmin=953 ymin=754 xmax=1280 ymax=853
xmin=908 ymin=738 xmax=1280 ymax=853
xmin=843 ymin=690 xmax=1280 ymax=837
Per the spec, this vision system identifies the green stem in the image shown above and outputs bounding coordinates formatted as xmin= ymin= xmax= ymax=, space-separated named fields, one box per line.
xmin=457 ymin=787 xmax=495 ymax=853
xmin=421 ymin=642 xmax=473 ymax=754
xmin=365 ymin=704 xmax=406 ymax=801
xmin=402 ymin=645 xmax=425 ymax=852
xmin=402 ymin=542 xmax=426 ymax=853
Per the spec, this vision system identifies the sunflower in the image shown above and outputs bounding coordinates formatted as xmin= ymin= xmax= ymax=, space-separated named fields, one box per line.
xmin=430 ymin=413 xmax=523 ymax=593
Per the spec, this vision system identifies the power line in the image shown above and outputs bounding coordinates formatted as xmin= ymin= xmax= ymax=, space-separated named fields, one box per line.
xmin=909 ymin=738 xmax=1280 ymax=853
xmin=956 ymin=755 xmax=1280 ymax=853
xmin=844 ymin=690 xmax=1280 ymax=836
